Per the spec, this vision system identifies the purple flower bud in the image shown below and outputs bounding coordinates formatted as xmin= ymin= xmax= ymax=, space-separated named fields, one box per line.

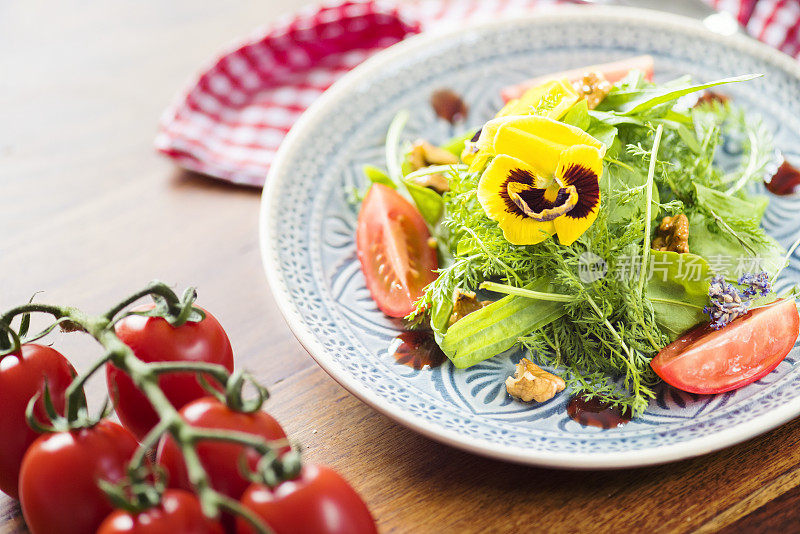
xmin=738 ymin=271 xmax=771 ymax=298
xmin=704 ymin=275 xmax=750 ymax=330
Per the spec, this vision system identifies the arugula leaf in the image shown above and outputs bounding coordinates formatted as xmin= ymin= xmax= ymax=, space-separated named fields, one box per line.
xmin=598 ymin=70 xmax=649 ymax=109
xmin=618 ymin=74 xmax=760 ymax=115
xmin=363 ymin=164 xmax=396 ymax=188
xmin=402 ymin=178 xmax=444 ymax=225
xmin=562 ymin=99 xmax=591 ymax=131
xmin=645 ymin=250 xmax=710 ymax=338
xmin=694 ymin=183 xmax=768 ymax=223
xmin=588 ymin=110 xmax=643 ymax=127
xmin=587 ymin=121 xmax=618 ymax=151
xmin=688 ymin=213 xmax=785 ymax=278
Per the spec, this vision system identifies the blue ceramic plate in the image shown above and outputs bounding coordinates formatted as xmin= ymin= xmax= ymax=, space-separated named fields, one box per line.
xmin=260 ymin=7 xmax=800 ymax=468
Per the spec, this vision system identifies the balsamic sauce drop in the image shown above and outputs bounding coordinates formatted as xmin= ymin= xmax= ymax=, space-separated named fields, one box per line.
xmin=766 ymin=160 xmax=800 ymax=196
xmin=389 ymin=330 xmax=446 ymax=370
xmin=430 ymin=88 xmax=468 ymax=124
xmin=567 ymin=395 xmax=632 ymax=429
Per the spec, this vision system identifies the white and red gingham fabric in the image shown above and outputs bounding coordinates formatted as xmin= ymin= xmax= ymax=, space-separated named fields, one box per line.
xmin=155 ymin=0 xmax=800 ymax=187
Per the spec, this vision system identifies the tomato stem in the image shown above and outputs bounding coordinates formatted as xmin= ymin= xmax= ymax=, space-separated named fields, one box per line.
xmin=188 ymin=429 xmax=289 ymax=453
xmin=65 ymin=351 xmax=113 ymax=422
xmin=0 ymin=320 xmax=22 ymax=356
xmin=102 ymin=280 xmax=182 ymax=322
xmin=225 ymin=369 xmax=271 ymax=413
xmin=147 ymin=361 xmax=231 ymax=383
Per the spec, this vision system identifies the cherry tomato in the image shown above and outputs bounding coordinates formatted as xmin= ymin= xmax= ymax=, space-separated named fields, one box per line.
xmin=356 ymin=184 xmax=438 ymax=318
xmin=157 ymin=397 xmax=286 ymax=500
xmin=19 ymin=420 xmax=139 ymax=534
xmin=97 ymin=489 xmax=224 ymax=534
xmin=237 ymin=464 xmax=378 ymax=534
xmin=651 ymin=299 xmax=800 ymax=394
xmin=107 ymin=306 xmax=234 ymax=440
xmin=0 ymin=344 xmax=74 ymax=499
xmin=501 ymin=55 xmax=655 ymax=102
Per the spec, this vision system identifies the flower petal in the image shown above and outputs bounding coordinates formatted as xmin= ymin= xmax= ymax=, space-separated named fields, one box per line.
xmin=556 ymin=145 xmax=602 ymax=219
xmin=478 ymin=155 xmax=543 ymax=222
xmin=493 ymin=116 xmax=606 ymax=176
xmin=467 ymin=116 xmax=516 ymax=172
xmin=502 ymin=215 xmax=556 ymax=245
xmin=556 ymin=144 xmax=604 ymax=183
xmin=496 ymin=79 xmax=580 ymax=120
xmin=553 ymin=145 xmax=603 ymax=245
xmin=477 ymin=155 xmax=555 ymax=245
xmin=554 ymin=204 xmax=599 ymax=246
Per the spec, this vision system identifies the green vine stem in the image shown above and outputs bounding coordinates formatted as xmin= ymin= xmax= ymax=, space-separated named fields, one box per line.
xmin=0 ymin=320 xmax=22 ymax=356
xmin=0 ymin=282 xmax=290 ymax=534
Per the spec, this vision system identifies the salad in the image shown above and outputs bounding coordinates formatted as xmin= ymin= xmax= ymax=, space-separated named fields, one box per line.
xmin=352 ymin=56 xmax=800 ymax=421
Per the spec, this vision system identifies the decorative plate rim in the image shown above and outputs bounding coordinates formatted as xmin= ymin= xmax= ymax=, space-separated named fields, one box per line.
xmin=260 ymin=6 xmax=800 ymax=469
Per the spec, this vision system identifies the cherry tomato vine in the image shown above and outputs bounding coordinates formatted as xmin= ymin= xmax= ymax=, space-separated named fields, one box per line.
xmin=0 ymin=281 xmax=312 ymax=534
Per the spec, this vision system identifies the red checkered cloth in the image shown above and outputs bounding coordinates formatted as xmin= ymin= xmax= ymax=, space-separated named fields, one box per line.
xmin=155 ymin=0 xmax=800 ymax=187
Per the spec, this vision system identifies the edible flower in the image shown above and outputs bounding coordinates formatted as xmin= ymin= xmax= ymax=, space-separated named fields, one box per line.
xmin=738 ymin=271 xmax=771 ymax=298
xmin=462 ymin=79 xmax=579 ymax=166
xmin=704 ymin=275 xmax=750 ymax=330
xmin=475 ymin=115 xmax=606 ymax=246
xmin=703 ymin=272 xmax=771 ymax=330
xmin=496 ymin=78 xmax=579 ymax=119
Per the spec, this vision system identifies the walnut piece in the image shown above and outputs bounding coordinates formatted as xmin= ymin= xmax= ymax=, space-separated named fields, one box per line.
xmin=572 ymin=71 xmax=612 ymax=110
xmin=408 ymin=140 xmax=459 ymax=169
xmin=505 ymin=358 xmax=566 ymax=403
xmin=406 ymin=172 xmax=450 ymax=194
xmin=407 ymin=140 xmax=459 ymax=193
xmin=448 ymin=289 xmax=490 ymax=327
xmin=652 ymin=213 xmax=690 ymax=254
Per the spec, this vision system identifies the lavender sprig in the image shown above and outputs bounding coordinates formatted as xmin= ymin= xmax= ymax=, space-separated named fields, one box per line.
xmin=703 ymin=272 xmax=772 ymax=330
xmin=738 ymin=271 xmax=771 ymax=298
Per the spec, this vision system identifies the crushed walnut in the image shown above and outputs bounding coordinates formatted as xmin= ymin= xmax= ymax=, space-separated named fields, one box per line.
xmin=448 ymin=289 xmax=490 ymax=327
xmin=407 ymin=140 xmax=459 ymax=193
xmin=572 ymin=71 xmax=612 ymax=110
xmin=505 ymin=358 xmax=566 ymax=403
xmin=652 ymin=213 xmax=690 ymax=254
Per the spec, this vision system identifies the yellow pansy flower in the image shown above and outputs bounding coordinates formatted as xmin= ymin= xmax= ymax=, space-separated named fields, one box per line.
xmin=461 ymin=79 xmax=579 ymax=167
xmin=476 ymin=116 xmax=606 ymax=246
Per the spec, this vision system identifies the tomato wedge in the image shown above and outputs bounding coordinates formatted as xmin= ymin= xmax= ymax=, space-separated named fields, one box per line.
xmin=501 ymin=55 xmax=655 ymax=103
xmin=651 ymin=299 xmax=799 ymax=394
xmin=356 ymin=184 xmax=438 ymax=318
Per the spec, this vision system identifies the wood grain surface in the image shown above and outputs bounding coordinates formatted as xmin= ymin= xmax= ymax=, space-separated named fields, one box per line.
xmin=0 ymin=1 xmax=793 ymax=532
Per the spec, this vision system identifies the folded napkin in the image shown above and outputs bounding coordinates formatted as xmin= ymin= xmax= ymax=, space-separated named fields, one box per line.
xmin=155 ymin=0 xmax=800 ymax=187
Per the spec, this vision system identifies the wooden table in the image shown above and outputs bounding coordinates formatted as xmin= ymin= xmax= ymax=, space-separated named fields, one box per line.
xmin=0 ymin=1 xmax=797 ymax=532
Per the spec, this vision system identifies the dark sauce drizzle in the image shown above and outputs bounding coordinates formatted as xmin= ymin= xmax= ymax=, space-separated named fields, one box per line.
xmin=389 ymin=330 xmax=446 ymax=370
xmin=430 ymin=88 xmax=468 ymax=124
xmin=567 ymin=395 xmax=632 ymax=429
xmin=766 ymin=160 xmax=800 ymax=196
